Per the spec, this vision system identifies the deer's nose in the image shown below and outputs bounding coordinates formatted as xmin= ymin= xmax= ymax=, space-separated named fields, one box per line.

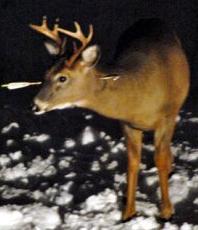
xmin=32 ymin=104 xmax=40 ymax=113
xmin=32 ymin=98 xmax=48 ymax=114
xmin=32 ymin=103 xmax=46 ymax=115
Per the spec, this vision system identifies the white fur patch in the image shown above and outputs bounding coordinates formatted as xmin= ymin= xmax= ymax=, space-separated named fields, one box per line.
xmin=34 ymin=110 xmax=46 ymax=115
xmin=44 ymin=41 xmax=60 ymax=55
xmin=52 ymin=101 xmax=87 ymax=110
xmin=34 ymin=100 xmax=87 ymax=115
xmin=33 ymin=99 xmax=49 ymax=115
xmin=82 ymin=45 xmax=99 ymax=64
xmin=52 ymin=103 xmax=75 ymax=110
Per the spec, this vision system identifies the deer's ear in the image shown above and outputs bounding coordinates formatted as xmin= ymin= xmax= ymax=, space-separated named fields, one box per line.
xmin=44 ymin=40 xmax=60 ymax=55
xmin=81 ymin=45 xmax=101 ymax=67
xmin=44 ymin=39 xmax=66 ymax=56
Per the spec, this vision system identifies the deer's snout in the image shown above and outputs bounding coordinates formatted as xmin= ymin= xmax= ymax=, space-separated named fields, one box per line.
xmin=32 ymin=98 xmax=48 ymax=114
xmin=32 ymin=104 xmax=40 ymax=113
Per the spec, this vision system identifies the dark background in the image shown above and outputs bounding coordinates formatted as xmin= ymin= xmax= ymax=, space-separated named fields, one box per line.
xmin=1 ymin=0 xmax=198 ymax=102
xmin=0 ymin=2 xmax=198 ymax=227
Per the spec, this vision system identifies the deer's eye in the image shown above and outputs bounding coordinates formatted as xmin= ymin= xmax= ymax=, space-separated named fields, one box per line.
xmin=58 ymin=76 xmax=68 ymax=83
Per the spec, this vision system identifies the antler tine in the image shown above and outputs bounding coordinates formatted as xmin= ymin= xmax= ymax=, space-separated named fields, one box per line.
xmin=30 ymin=18 xmax=94 ymax=66
xmin=74 ymin=22 xmax=93 ymax=44
xmin=57 ymin=22 xmax=94 ymax=66
xmin=29 ymin=16 xmax=62 ymax=45
xmin=87 ymin=24 xmax=94 ymax=42
xmin=58 ymin=22 xmax=93 ymax=44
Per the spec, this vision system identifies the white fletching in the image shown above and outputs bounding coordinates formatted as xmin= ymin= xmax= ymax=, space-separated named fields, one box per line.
xmin=1 ymin=82 xmax=42 ymax=90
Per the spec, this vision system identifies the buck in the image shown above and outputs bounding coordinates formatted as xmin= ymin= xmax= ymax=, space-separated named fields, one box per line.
xmin=30 ymin=17 xmax=189 ymax=221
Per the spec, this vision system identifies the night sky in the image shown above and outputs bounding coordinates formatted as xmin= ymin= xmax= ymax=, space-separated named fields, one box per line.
xmin=0 ymin=0 xmax=198 ymax=99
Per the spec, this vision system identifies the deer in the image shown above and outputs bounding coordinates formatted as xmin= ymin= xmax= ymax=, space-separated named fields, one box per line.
xmin=30 ymin=17 xmax=190 ymax=221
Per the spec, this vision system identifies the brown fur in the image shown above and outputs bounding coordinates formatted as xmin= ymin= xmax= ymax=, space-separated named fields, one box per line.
xmin=33 ymin=18 xmax=190 ymax=220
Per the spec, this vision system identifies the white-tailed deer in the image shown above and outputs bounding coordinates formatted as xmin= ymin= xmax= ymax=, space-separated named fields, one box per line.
xmin=30 ymin=17 xmax=190 ymax=221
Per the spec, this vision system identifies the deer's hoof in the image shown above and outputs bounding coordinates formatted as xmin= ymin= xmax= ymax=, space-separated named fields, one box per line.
xmin=160 ymin=203 xmax=174 ymax=220
xmin=122 ymin=208 xmax=137 ymax=222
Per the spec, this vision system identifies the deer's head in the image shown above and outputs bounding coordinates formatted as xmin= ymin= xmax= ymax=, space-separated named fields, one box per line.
xmin=31 ymin=17 xmax=102 ymax=113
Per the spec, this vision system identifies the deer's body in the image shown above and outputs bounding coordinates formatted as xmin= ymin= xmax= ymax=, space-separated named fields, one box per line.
xmin=84 ymin=47 xmax=188 ymax=130
xmin=31 ymin=18 xmax=189 ymax=220
xmin=88 ymin=19 xmax=189 ymax=129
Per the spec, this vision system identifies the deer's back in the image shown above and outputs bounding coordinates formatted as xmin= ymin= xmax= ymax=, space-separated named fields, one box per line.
xmin=113 ymin=18 xmax=179 ymax=72
xmin=97 ymin=19 xmax=189 ymax=130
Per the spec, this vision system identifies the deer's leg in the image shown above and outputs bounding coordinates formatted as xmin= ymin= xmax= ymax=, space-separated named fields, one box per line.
xmin=122 ymin=125 xmax=143 ymax=221
xmin=154 ymin=117 xmax=176 ymax=219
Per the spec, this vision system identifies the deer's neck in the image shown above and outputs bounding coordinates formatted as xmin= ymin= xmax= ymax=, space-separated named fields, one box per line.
xmin=83 ymin=68 xmax=140 ymax=120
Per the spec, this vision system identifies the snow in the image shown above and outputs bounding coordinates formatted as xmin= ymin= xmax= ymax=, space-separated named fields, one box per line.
xmin=0 ymin=208 xmax=24 ymax=230
xmin=91 ymin=160 xmax=101 ymax=171
xmin=188 ymin=117 xmax=198 ymax=123
xmin=64 ymin=138 xmax=76 ymax=148
xmin=99 ymin=131 xmax=106 ymax=138
xmin=163 ymin=222 xmax=179 ymax=230
xmin=59 ymin=159 xmax=70 ymax=169
xmin=25 ymin=206 xmax=61 ymax=230
xmin=64 ymin=172 xmax=76 ymax=178
xmin=0 ymin=108 xmax=197 ymax=229
xmin=107 ymin=160 xmax=118 ymax=170
xmin=1 ymin=163 xmax=27 ymax=181
xmin=111 ymin=142 xmax=126 ymax=153
xmin=6 ymin=139 xmax=15 ymax=147
xmin=114 ymin=173 xmax=126 ymax=184
xmin=58 ymin=156 xmax=73 ymax=169
xmin=23 ymin=133 xmax=50 ymax=143
xmin=84 ymin=114 xmax=93 ymax=120
xmin=1 ymin=122 xmax=20 ymax=134
xmin=0 ymin=205 xmax=61 ymax=230
xmin=27 ymin=155 xmax=56 ymax=177
xmin=96 ymin=145 xmax=104 ymax=151
xmin=145 ymin=174 xmax=158 ymax=186
xmin=80 ymin=126 xmax=98 ymax=145
xmin=0 ymin=155 xmax=11 ymax=167
xmin=190 ymin=174 xmax=198 ymax=188
xmin=193 ymin=198 xmax=198 ymax=205
xmin=143 ymin=167 xmax=158 ymax=173
xmin=179 ymin=150 xmax=198 ymax=162
xmin=100 ymin=131 xmax=112 ymax=141
xmin=122 ymin=216 xmax=160 ymax=230
xmin=55 ymin=191 xmax=73 ymax=206
xmin=0 ymin=155 xmax=56 ymax=181
xmin=9 ymin=151 xmax=23 ymax=161
xmin=143 ymin=144 xmax=155 ymax=152
xmin=84 ymin=188 xmax=117 ymax=212
xmin=180 ymin=223 xmax=194 ymax=230
xmin=168 ymin=174 xmax=190 ymax=204
xmin=100 ymin=152 xmax=109 ymax=162
xmin=63 ymin=189 xmax=122 ymax=229
xmin=136 ymin=201 xmax=159 ymax=217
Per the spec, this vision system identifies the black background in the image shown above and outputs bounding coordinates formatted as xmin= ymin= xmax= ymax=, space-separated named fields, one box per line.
xmin=0 ymin=2 xmax=197 ymax=227
xmin=0 ymin=0 xmax=198 ymax=100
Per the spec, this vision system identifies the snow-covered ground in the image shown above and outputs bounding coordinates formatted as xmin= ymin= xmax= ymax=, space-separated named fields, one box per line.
xmin=0 ymin=100 xmax=198 ymax=229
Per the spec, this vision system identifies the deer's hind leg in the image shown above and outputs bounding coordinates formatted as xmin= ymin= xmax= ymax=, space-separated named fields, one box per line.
xmin=154 ymin=116 xmax=177 ymax=219
xmin=122 ymin=124 xmax=143 ymax=221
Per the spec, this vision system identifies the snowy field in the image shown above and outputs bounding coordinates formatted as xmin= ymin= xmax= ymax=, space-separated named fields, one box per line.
xmin=0 ymin=90 xmax=198 ymax=229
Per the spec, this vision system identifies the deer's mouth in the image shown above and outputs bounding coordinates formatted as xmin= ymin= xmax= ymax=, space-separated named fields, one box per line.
xmin=32 ymin=106 xmax=46 ymax=115
xmin=33 ymin=99 xmax=87 ymax=115
xmin=32 ymin=99 xmax=49 ymax=114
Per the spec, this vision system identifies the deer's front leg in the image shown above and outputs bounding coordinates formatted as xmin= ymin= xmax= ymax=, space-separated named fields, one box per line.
xmin=122 ymin=125 xmax=143 ymax=221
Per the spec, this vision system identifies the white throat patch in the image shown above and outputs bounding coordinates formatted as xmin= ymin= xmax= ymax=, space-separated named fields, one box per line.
xmin=34 ymin=100 xmax=87 ymax=115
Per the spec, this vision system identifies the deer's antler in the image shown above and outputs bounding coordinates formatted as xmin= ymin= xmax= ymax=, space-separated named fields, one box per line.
xmin=30 ymin=16 xmax=62 ymax=46
xmin=30 ymin=17 xmax=94 ymax=66
xmin=57 ymin=22 xmax=93 ymax=67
